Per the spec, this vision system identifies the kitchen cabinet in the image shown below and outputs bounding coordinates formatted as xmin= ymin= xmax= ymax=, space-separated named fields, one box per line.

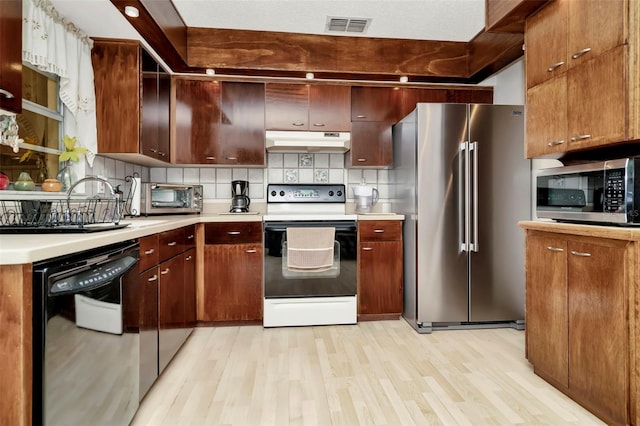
xmin=399 ymin=87 xmax=449 ymax=119
xmin=524 ymin=0 xmax=636 ymax=157
xmin=174 ymin=78 xmax=220 ymax=164
xmin=92 ymin=39 xmax=170 ymax=164
xmin=265 ymin=83 xmax=351 ymax=131
xmin=0 ymin=0 xmax=22 ymax=114
xmin=201 ymin=222 xmax=263 ymax=322
xmin=357 ymin=220 xmax=403 ymax=320
xmin=525 ymin=231 xmax=631 ymax=425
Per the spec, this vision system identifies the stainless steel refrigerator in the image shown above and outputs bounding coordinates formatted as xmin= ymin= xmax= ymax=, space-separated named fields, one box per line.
xmin=392 ymin=103 xmax=530 ymax=333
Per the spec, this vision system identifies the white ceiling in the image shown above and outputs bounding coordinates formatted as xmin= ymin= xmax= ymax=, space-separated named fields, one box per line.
xmin=48 ymin=0 xmax=486 ymax=43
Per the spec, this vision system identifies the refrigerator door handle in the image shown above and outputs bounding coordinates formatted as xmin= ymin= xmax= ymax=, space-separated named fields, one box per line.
xmin=459 ymin=142 xmax=468 ymax=252
xmin=470 ymin=141 xmax=479 ymax=252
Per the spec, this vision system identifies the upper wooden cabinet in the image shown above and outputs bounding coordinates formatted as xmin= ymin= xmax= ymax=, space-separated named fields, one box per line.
xmin=524 ymin=0 xmax=638 ymax=157
xmin=92 ymin=40 xmax=170 ymax=164
xmin=265 ymin=83 xmax=351 ymax=131
xmin=173 ymin=79 xmax=264 ymax=166
xmin=526 ymin=0 xmax=625 ymax=89
xmin=0 ymin=0 xmax=22 ymax=114
xmin=174 ymin=78 xmax=221 ymax=164
xmin=351 ymin=86 xmax=402 ymax=122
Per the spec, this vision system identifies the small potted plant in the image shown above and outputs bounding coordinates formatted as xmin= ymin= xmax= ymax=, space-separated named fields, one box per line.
xmin=57 ymin=135 xmax=88 ymax=191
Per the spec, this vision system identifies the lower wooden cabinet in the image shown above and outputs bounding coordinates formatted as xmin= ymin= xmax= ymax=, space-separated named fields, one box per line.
xmin=357 ymin=220 xmax=403 ymax=319
xmin=525 ymin=231 xmax=631 ymax=425
xmin=201 ymin=222 xmax=263 ymax=322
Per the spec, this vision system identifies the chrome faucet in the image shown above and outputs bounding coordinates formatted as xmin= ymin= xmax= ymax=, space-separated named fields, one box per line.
xmin=66 ymin=176 xmax=122 ymax=224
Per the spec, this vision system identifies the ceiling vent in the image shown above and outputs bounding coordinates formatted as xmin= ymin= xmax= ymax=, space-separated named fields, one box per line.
xmin=326 ymin=17 xmax=371 ymax=34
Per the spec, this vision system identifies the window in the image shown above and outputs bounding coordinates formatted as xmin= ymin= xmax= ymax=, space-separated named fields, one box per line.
xmin=0 ymin=64 xmax=63 ymax=184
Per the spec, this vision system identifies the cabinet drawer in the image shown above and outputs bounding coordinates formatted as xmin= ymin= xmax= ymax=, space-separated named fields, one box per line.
xmin=159 ymin=228 xmax=184 ymax=262
xmin=359 ymin=221 xmax=402 ymax=241
xmin=205 ymin=222 xmax=263 ymax=244
xmin=183 ymin=225 xmax=196 ymax=249
xmin=139 ymin=234 xmax=159 ymax=272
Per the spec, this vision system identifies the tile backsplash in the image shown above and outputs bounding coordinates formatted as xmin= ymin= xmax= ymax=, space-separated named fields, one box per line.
xmin=92 ymin=153 xmax=390 ymax=202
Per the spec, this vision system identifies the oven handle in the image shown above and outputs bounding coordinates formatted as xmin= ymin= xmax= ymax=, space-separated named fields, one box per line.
xmin=264 ymin=221 xmax=357 ymax=232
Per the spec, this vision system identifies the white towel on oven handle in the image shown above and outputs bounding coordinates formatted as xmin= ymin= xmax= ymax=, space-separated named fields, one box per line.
xmin=286 ymin=227 xmax=335 ymax=270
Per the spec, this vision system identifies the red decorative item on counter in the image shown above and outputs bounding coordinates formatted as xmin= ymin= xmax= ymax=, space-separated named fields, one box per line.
xmin=0 ymin=172 xmax=9 ymax=190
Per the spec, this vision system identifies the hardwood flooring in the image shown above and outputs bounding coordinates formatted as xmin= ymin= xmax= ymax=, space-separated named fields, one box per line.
xmin=132 ymin=320 xmax=604 ymax=426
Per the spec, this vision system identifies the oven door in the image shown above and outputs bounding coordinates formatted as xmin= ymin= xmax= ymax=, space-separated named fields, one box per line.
xmin=263 ymin=220 xmax=357 ymax=327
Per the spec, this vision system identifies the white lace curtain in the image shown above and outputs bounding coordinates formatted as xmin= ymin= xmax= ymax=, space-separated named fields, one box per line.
xmin=22 ymin=0 xmax=97 ymax=167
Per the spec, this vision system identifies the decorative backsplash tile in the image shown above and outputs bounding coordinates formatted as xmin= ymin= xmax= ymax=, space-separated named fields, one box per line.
xmin=299 ymin=153 xmax=313 ymax=168
xmin=314 ymin=169 xmax=328 ymax=183
xmin=284 ymin=169 xmax=298 ymax=183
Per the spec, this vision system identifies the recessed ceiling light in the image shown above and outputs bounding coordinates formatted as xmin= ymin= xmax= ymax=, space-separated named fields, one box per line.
xmin=399 ymin=76 xmax=409 ymax=83
xmin=306 ymin=72 xmax=314 ymax=80
xmin=124 ymin=6 xmax=139 ymax=18
xmin=205 ymin=68 xmax=216 ymax=76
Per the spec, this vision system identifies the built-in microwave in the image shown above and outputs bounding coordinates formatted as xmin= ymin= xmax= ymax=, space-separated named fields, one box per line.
xmin=536 ymin=158 xmax=640 ymax=225
xmin=141 ymin=183 xmax=203 ymax=215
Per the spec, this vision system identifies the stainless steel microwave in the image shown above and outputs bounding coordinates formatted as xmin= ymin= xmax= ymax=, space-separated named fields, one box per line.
xmin=536 ymin=158 xmax=640 ymax=225
xmin=141 ymin=183 xmax=203 ymax=215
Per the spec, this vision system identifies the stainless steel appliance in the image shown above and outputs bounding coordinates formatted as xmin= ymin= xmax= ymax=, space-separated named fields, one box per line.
xmin=392 ymin=103 xmax=530 ymax=333
xmin=141 ymin=183 xmax=202 ymax=215
xmin=230 ymin=180 xmax=251 ymax=213
xmin=32 ymin=240 xmax=140 ymax=425
xmin=263 ymin=184 xmax=357 ymax=327
xmin=537 ymin=157 xmax=640 ymax=225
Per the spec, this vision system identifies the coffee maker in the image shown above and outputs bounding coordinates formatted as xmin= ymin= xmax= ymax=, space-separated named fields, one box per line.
xmin=230 ymin=180 xmax=250 ymax=213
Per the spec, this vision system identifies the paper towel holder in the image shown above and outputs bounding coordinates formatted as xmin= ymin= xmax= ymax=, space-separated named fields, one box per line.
xmin=123 ymin=173 xmax=141 ymax=217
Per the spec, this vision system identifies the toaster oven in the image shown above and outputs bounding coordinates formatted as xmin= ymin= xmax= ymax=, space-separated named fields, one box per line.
xmin=141 ymin=183 xmax=203 ymax=215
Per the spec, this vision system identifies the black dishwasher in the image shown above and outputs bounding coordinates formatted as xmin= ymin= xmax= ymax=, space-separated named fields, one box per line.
xmin=32 ymin=240 xmax=140 ymax=426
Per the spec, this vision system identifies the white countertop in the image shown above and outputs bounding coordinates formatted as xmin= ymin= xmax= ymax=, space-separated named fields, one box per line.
xmin=0 ymin=211 xmax=404 ymax=266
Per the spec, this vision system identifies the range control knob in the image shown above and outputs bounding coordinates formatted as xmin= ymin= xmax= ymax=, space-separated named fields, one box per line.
xmin=271 ymin=190 xmax=277 ymax=197
xmin=279 ymin=190 xmax=285 ymax=197
xmin=328 ymin=190 xmax=334 ymax=196
xmin=337 ymin=190 xmax=343 ymax=197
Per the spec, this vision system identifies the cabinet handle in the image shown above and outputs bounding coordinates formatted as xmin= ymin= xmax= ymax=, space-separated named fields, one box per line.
xmin=185 ymin=255 xmax=193 ymax=261
xmin=0 ymin=88 xmax=15 ymax=99
xmin=205 ymin=156 xmax=216 ymax=161
xmin=546 ymin=246 xmax=564 ymax=252
xmin=356 ymin=158 xmax=367 ymax=162
xmin=158 ymin=151 xmax=167 ymax=157
xmin=167 ymin=241 xmax=177 ymax=246
xmin=245 ymin=249 xmax=257 ymax=253
xmin=292 ymin=122 xmax=305 ymax=127
xmin=362 ymin=247 xmax=373 ymax=251
xmin=570 ymin=134 xmax=591 ymax=142
xmin=225 ymin=156 xmax=238 ymax=161
xmin=312 ymin=123 xmax=325 ymax=127
xmin=147 ymin=274 xmax=158 ymax=282
xmin=547 ymin=61 xmax=565 ymax=72
xmin=227 ymin=231 xmax=241 ymax=235
xmin=571 ymin=47 xmax=592 ymax=59
xmin=150 ymin=148 xmax=158 ymax=153
xmin=161 ymin=268 xmax=170 ymax=275
xmin=547 ymin=140 xmax=565 ymax=147
xmin=570 ymin=250 xmax=591 ymax=257
xmin=144 ymin=248 xmax=155 ymax=255
xmin=356 ymin=115 xmax=366 ymax=119
xmin=374 ymin=229 xmax=385 ymax=233
xmin=187 ymin=234 xmax=194 ymax=239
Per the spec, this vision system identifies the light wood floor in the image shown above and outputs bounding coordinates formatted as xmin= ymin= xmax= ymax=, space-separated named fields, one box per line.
xmin=132 ymin=320 xmax=604 ymax=426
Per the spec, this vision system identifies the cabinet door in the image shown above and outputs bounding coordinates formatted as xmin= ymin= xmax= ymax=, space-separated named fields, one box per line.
xmin=400 ymin=88 xmax=448 ymax=118
xmin=525 ymin=234 xmax=568 ymax=388
xmin=156 ymin=72 xmax=171 ymax=162
xmin=567 ymin=0 xmax=625 ymax=69
xmin=203 ymin=243 xmax=263 ymax=321
xmin=139 ymin=267 xmax=159 ymax=398
xmin=158 ymin=255 xmax=185 ymax=373
xmin=265 ymin=83 xmax=309 ymax=130
xmin=308 ymin=85 xmax=351 ymax=131
xmin=92 ymin=40 xmax=141 ymax=154
xmin=525 ymin=0 xmax=568 ymax=88
xmin=567 ymin=240 xmax=628 ymax=425
xmin=446 ymin=89 xmax=493 ymax=104
xmin=183 ymin=248 xmax=196 ymax=328
xmin=174 ymin=79 xmax=221 ymax=164
xmin=567 ymin=46 xmax=626 ymax=151
xmin=0 ymin=0 xmax=22 ymax=113
xmin=351 ymin=86 xmax=401 ymax=122
xmin=350 ymin=122 xmax=392 ymax=167
xmin=525 ymin=76 xmax=567 ymax=158
xmin=141 ymin=72 xmax=159 ymax=158
xmin=358 ymin=241 xmax=403 ymax=316
xmin=219 ymin=82 xmax=265 ymax=165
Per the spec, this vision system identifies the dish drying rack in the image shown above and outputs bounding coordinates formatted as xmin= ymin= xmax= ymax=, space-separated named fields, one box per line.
xmin=0 ymin=175 xmax=138 ymax=230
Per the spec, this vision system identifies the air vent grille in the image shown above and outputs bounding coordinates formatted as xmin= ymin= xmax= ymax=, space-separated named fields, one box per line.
xmin=326 ymin=17 xmax=371 ymax=34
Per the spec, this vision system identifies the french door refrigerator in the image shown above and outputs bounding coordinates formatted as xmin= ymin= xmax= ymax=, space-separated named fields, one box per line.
xmin=392 ymin=103 xmax=530 ymax=333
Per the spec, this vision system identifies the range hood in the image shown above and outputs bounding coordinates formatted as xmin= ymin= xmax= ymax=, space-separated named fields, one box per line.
xmin=265 ymin=131 xmax=351 ymax=153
